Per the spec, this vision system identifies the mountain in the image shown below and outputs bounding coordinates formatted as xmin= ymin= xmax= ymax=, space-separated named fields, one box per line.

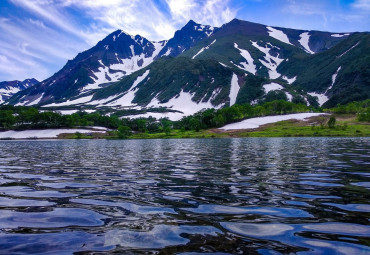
xmin=181 ymin=19 xmax=369 ymax=107
xmin=156 ymin=20 xmax=215 ymax=57
xmin=6 ymin=19 xmax=368 ymax=120
xmin=279 ymin=33 xmax=370 ymax=107
xmin=8 ymin=20 xmax=214 ymax=107
xmin=0 ymin=78 xmax=38 ymax=104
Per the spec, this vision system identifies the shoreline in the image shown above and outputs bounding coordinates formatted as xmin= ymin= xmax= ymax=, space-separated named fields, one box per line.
xmin=0 ymin=114 xmax=368 ymax=140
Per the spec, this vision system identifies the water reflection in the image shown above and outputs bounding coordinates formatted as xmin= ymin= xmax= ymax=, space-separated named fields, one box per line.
xmin=0 ymin=138 xmax=368 ymax=254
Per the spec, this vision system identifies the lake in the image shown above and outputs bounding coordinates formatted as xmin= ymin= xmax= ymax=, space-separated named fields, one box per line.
xmin=0 ymin=138 xmax=369 ymax=254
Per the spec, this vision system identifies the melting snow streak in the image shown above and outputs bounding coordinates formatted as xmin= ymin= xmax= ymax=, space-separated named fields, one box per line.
xmin=266 ymin=27 xmax=292 ymax=45
xmin=229 ymin=73 xmax=240 ymax=106
xmin=192 ymin=39 xmax=216 ymax=59
xmin=233 ymin=43 xmax=256 ymax=74
xmin=251 ymin=41 xmax=284 ymax=79
xmin=298 ymin=32 xmax=314 ymax=54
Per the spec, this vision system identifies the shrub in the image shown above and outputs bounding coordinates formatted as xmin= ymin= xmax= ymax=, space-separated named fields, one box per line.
xmin=328 ymin=116 xmax=336 ymax=129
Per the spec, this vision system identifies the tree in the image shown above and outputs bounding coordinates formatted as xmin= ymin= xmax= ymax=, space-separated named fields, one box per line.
xmin=0 ymin=110 xmax=16 ymax=129
xmin=328 ymin=116 xmax=336 ymax=128
xmin=117 ymin=125 xmax=131 ymax=138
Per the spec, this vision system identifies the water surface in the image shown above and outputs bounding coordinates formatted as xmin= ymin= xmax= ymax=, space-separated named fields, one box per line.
xmin=0 ymin=138 xmax=369 ymax=254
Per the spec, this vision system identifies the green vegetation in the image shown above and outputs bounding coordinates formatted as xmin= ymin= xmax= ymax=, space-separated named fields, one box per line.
xmin=0 ymin=99 xmax=368 ymax=139
xmin=278 ymin=33 xmax=370 ymax=107
xmin=175 ymin=100 xmax=312 ymax=131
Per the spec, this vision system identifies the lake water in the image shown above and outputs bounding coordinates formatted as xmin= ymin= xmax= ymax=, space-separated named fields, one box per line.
xmin=0 ymin=138 xmax=369 ymax=254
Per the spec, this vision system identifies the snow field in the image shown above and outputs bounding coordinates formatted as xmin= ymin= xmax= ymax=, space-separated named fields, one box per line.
xmin=220 ymin=113 xmax=327 ymax=130
xmin=0 ymin=129 xmax=106 ymax=139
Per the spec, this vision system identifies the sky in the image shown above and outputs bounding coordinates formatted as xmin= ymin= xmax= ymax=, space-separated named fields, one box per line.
xmin=0 ymin=0 xmax=369 ymax=82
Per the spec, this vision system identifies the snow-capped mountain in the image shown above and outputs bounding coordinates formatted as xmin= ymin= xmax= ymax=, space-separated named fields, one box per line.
xmin=0 ymin=78 xmax=38 ymax=104
xmin=156 ymin=20 xmax=215 ymax=58
xmin=182 ymin=19 xmax=368 ymax=107
xmin=8 ymin=20 xmax=214 ymax=107
xmin=6 ymin=19 xmax=368 ymax=120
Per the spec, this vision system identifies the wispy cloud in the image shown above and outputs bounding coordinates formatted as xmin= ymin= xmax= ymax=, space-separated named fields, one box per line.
xmin=0 ymin=0 xmax=237 ymax=81
xmin=166 ymin=0 xmax=236 ymax=28
xmin=351 ymin=0 xmax=370 ymax=10
xmin=283 ymin=0 xmax=328 ymax=27
xmin=0 ymin=0 xmax=368 ymax=82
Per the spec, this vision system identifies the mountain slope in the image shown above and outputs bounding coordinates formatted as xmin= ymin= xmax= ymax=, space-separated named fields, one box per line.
xmin=182 ymin=19 xmax=351 ymax=79
xmin=35 ymin=57 xmax=246 ymax=120
xmin=180 ymin=19 xmax=368 ymax=107
xmin=0 ymin=78 xmax=38 ymax=104
xmin=8 ymin=20 xmax=214 ymax=107
xmin=6 ymin=19 xmax=368 ymax=120
xmin=278 ymin=33 xmax=370 ymax=107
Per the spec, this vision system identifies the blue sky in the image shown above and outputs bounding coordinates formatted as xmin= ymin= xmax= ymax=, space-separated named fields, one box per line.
xmin=0 ymin=0 xmax=369 ymax=81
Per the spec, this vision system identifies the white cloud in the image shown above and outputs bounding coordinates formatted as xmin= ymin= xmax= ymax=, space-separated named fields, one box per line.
xmin=59 ymin=0 xmax=237 ymax=41
xmin=166 ymin=0 xmax=236 ymax=27
xmin=1 ymin=0 xmax=237 ymax=81
xmin=0 ymin=14 xmax=87 ymax=81
xmin=351 ymin=0 xmax=370 ymax=10
xmin=28 ymin=19 xmax=46 ymax=28
xmin=10 ymin=0 xmax=82 ymax=38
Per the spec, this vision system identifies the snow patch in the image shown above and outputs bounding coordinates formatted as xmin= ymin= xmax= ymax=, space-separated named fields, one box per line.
xmin=0 ymin=86 xmax=22 ymax=104
xmin=251 ymin=41 xmax=284 ymax=79
xmin=0 ymin=129 xmax=105 ymax=139
xmin=163 ymin=48 xmax=172 ymax=56
xmin=82 ymin=61 xmax=121 ymax=91
xmin=298 ymin=32 xmax=314 ymax=54
xmin=266 ymin=26 xmax=293 ymax=45
xmin=151 ymin=41 xmax=166 ymax=58
xmin=192 ymin=39 xmax=216 ymax=59
xmin=57 ymin=110 xmax=79 ymax=115
xmin=129 ymin=45 xmax=135 ymax=56
xmin=285 ymin=92 xmax=293 ymax=101
xmin=331 ymin=33 xmax=350 ymax=37
xmin=308 ymin=92 xmax=329 ymax=106
xmin=219 ymin=62 xmax=230 ymax=68
xmin=233 ymin=43 xmax=257 ymax=75
xmin=221 ymin=113 xmax=327 ymax=130
xmin=42 ymin=95 xmax=93 ymax=107
xmin=86 ymin=94 xmax=121 ymax=106
xmin=282 ymin=76 xmax=297 ymax=84
xmin=148 ymin=90 xmax=221 ymax=120
xmin=310 ymin=66 xmax=342 ymax=107
xmin=331 ymin=66 xmax=341 ymax=88
xmin=81 ymin=41 xmax=164 ymax=93
xmin=263 ymin=82 xmax=283 ymax=93
xmin=106 ymin=70 xmax=150 ymax=107
xmin=27 ymin=93 xmax=44 ymax=106
xmin=308 ymin=66 xmax=341 ymax=106
xmin=124 ymin=112 xmax=185 ymax=121
xmin=229 ymin=73 xmax=240 ymax=106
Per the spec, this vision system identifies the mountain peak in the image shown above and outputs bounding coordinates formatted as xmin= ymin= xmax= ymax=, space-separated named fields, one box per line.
xmin=185 ymin=19 xmax=198 ymax=27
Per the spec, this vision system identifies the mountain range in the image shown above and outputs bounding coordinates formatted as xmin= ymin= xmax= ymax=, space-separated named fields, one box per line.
xmin=4 ymin=19 xmax=369 ymax=120
xmin=0 ymin=78 xmax=38 ymax=104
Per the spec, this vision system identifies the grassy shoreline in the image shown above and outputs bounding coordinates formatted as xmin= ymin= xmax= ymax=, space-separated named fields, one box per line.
xmin=0 ymin=114 xmax=368 ymax=140
xmin=62 ymin=114 xmax=369 ymax=139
